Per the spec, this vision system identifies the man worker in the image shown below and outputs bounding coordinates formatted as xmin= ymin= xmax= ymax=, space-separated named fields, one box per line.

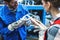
xmin=0 ymin=0 xmax=29 ymax=40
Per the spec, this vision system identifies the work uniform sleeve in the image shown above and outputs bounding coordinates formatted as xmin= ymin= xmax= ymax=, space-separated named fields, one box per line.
xmin=47 ymin=25 xmax=59 ymax=40
xmin=0 ymin=18 xmax=14 ymax=35
xmin=0 ymin=6 xmax=16 ymax=35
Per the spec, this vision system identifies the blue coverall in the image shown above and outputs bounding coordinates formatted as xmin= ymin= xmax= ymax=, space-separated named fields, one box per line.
xmin=0 ymin=4 xmax=28 ymax=40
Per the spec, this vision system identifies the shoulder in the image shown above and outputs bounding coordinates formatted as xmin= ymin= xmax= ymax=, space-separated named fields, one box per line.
xmin=48 ymin=24 xmax=60 ymax=36
xmin=17 ymin=4 xmax=28 ymax=12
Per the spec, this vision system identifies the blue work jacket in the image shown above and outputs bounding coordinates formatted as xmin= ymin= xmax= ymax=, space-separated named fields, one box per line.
xmin=0 ymin=4 xmax=28 ymax=40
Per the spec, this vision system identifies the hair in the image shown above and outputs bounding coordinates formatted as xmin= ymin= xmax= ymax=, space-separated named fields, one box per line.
xmin=4 ymin=0 xmax=12 ymax=2
xmin=43 ymin=0 xmax=60 ymax=8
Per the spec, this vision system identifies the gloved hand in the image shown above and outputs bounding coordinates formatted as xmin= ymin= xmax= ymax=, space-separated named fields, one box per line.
xmin=8 ymin=19 xmax=26 ymax=31
xmin=8 ymin=14 xmax=30 ymax=31
xmin=22 ymin=14 xmax=32 ymax=26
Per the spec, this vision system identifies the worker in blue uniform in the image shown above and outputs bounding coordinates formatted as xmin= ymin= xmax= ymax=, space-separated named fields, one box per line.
xmin=0 ymin=0 xmax=28 ymax=40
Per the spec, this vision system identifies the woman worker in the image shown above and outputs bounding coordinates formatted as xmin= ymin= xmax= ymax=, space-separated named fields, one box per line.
xmin=29 ymin=0 xmax=60 ymax=40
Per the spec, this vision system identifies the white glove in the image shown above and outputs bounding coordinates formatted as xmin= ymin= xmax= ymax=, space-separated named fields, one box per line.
xmin=8 ymin=14 xmax=30 ymax=31
xmin=8 ymin=14 xmax=31 ymax=31
xmin=8 ymin=18 xmax=28 ymax=31
xmin=22 ymin=14 xmax=32 ymax=26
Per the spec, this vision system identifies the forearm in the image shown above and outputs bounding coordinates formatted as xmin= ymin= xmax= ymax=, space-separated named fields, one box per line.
xmin=30 ymin=17 xmax=47 ymax=30
xmin=8 ymin=19 xmax=25 ymax=31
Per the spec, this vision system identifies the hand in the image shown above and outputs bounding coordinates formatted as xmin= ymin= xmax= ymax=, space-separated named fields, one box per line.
xmin=29 ymin=17 xmax=47 ymax=30
xmin=8 ymin=18 xmax=29 ymax=31
xmin=8 ymin=14 xmax=30 ymax=31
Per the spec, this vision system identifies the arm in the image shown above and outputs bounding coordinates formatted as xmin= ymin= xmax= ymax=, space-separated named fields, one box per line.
xmin=47 ymin=25 xmax=60 ymax=40
xmin=29 ymin=17 xmax=47 ymax=30
xmin=8 ymin=18 xmax=27 ymax=31
xmin=0 ymin=16 xmax=27 ymax=35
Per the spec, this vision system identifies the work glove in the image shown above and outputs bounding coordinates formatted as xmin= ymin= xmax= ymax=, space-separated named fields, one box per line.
xmin=8 ymin=14 xmax=30 ymax=31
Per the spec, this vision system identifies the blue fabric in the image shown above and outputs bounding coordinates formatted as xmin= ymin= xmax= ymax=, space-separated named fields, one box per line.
xmin=0 ymin=4 xmax=28 ymax=40
xmin=47 ymin=26 xmax=59 ymax=40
